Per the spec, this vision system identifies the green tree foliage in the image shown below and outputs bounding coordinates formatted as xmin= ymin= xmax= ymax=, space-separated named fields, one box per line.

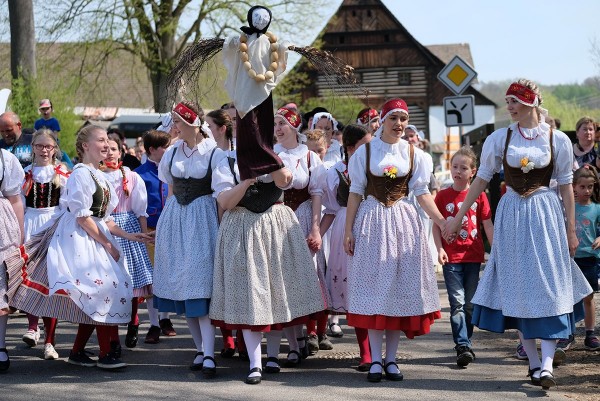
xmin=8 ymin=73 xmax=80 ymax=157
xmin=300 ymin=93 xmax=366 ymax=128
xmin=36 ymin=0 xmax=325 ymax=112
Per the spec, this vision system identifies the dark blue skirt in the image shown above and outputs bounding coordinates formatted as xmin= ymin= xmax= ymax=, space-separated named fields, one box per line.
xmin=155 ymin=296 xmax=210 ymax=318
xmin=472 ymin=301 xmax=585 ymax=339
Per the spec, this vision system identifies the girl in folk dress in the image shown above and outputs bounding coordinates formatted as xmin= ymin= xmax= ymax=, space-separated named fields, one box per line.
xmin=21 ymin=129 xmax=69 ymax=360
xmin=311 ymin=112 xmax=343 ymax=164
xmin=153 ymin=102 xmax=226 ymax=378
xmin=443 ymin=80 xmax=592 ymax=390
xmin=209 ymin=146 xmax=325 ymax=384
xmin=205 ymin=108 xmax=247 ymax=359
xmin=6 ymin=125 xmax=150 ymax=370
xmin=0 ymin=148 xmax=24 ymax=372
xmin=103 ymin=135 xmax=153 ymax=351
xmin=322 ymin=124 xmax=372 ymax=370
xmin=344 ymin=99 xmax=443 ymax=383
xmin=273 ymin=107 xmax=328 ymax=360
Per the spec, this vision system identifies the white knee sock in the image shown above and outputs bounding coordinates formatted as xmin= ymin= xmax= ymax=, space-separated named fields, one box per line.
xmin=368 ymin=329 xmax=384 ymax=373
xmin=384 ymin=329 xmax=402 ymax=373
xmin=159 ymin=312 xmax=169 ymax=320
xmin=198 ymin=316 xmax=215 ymax=367
xmin=242 ymin=329 xmax=263 ymax=376
xmin=186 ymin=317 xmax=204 ymax=364
xmin=282 ymin=327 xmax=298 ymax=352
xmin=521 ymin=338 xmax=541 ymax=370
xmin=0 ymin=315 xmax=7 ymax=362
xmin=293 ymin=325 xmax=305 ymax=347
xmin=330 ymin=315 xmax=340 ymax=324
xmin=540 ymin=339 xmax=556 ymax=373
xmin=146 ymin=297 xmax=160 ymax=327
xmin=265 ymin=330 xmax=283 ymax=365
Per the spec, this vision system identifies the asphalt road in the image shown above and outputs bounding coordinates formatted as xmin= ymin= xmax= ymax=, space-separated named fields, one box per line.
xmin=1 ymin=277 xmax=572 ymax=401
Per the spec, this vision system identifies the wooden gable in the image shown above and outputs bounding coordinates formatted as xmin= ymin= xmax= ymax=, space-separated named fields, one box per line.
xmin=291 ymin=0 xmax=495 ymax=136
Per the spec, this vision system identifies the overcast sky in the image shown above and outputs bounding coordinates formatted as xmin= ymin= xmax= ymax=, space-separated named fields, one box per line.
xmin=310 ymin=0 xmax=599 ymax=85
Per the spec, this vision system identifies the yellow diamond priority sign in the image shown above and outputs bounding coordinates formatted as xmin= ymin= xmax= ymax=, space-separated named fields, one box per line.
xmin=438 ymin=56 xmax=477 ymax=95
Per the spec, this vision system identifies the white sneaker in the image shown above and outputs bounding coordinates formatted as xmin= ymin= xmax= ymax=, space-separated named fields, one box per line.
xmin=22 ymin=328 xmax=40 ymax=347
xmin=44 ymin=343 xmax=59 ymax=360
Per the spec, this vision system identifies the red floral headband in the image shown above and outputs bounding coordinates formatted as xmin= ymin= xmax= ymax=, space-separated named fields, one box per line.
xmin=276 ymin=107 xmax=302 ymax=131
xmin=358 ymin=108 xmax=379 ymax=125
xmin=172 ymin=102 xmax=200 ymax=126
xmin=380 ymin=98 xmax=409 ymax=121
xmin=505 ymin=83 xmax=538 ymax=107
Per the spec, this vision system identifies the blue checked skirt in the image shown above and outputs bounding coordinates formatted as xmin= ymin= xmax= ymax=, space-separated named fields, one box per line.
xmin=112 ymin=211 xmax=153 ymax=292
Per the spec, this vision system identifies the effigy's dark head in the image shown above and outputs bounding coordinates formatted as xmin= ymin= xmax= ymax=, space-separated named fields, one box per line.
xmin=241 ymin=5 xmax=272 ymax=36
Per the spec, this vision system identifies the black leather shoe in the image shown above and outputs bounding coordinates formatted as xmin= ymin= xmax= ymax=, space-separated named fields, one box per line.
xmin=189 ymin=351 xmax=204 ymax=371
xmin=284 ymin=350 xmax=302 ymax=367
xmin=263 ymin=356 xmax=281 ymax=373
xmin=245 ymin=367 xmax=262 ymax=384
xmin=201 ymin=356 xmax=217 ymax=378
xmin=384 ymin=361 xmax=404 ymax=381
xmin=125 ymin=324 xmax=139 ymax=348
xmin=527 ymin=367 xmax=541 ymax=386
xmin=297 ymin=337 xmax=309 ymax=359
xmin=367 ymin=361 xmax=383 ymax=383
xmin=220 ymin=347 xmax=236 ymax=358
xmin=0 ymin=348 xmax=9 ymax=372
xmin=540 ymin=369 xmax=556 ymax=390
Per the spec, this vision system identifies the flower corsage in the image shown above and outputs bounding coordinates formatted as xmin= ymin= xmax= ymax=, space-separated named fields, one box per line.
xmin=520 ymin=157 xmax=535 ymax=173
xmin=383 ymin=165 xmax=398 ymax=179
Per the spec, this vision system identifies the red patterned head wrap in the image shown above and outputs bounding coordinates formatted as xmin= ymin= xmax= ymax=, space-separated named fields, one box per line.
xmin=172 ymin=102 xmax=201 ymax=126
xmin=380 ymin=99 xmax=409 ymax=122
xmin=275 ymin=107 xmax=302 ymax=131
xmin=357 ymin=108 xmax=380 ymax=125
xmin=505 ymin=83 xmax=539 ymax=107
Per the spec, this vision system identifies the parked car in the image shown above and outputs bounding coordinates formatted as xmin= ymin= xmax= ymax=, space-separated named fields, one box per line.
xmin=108 ymin=114 xmax=162 ymax=147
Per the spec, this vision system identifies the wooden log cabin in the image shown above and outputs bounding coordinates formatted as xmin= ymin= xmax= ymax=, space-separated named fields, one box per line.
xmin=291 ymin=0 xmax=496 ymax=139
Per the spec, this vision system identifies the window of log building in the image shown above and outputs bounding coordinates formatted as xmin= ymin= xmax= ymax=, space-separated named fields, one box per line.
xmin=398 ymin=72 xmax=411 ymax=85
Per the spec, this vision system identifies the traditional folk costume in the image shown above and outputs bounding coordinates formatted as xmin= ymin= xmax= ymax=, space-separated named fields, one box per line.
xmin=153 ymin=137 xmax=225 ymax=315
xmin=103 ymin=165 xmax=153 ymax=347
xmin=209 ymin=146 xmax=325 ymax=384
xmin=21 ymin=163 xmax=69 ymax=357
xmin=210 ymin=151 xmax=326 ymax=328
xmin=471 ymin=111 xmax=591 ymax=338
xmin=274 ymin=108 xmax=332 ymax=351
xmin=347 ymin=99 xmax=441 ymax=381
xmin=466 ymin=83 xmax=592 ymax=388
xmin=0 ymin=149 xmax=24 ymax=371
xmin=311 ymin=112 xmax=343 ymax=164
xmin=7 ymin=163 xmax=133 ymax=324
xmin=0 ymin=150 xmax=24 ymax=314
xmin=153 ymin=103 xmax=226 ymax=375
xmin=322 ymin=158 xmax=372 ymax=368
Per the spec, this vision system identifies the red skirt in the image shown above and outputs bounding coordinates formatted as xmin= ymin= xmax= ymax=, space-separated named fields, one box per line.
xmin=347 ymin=311 xmax=441 ymax=339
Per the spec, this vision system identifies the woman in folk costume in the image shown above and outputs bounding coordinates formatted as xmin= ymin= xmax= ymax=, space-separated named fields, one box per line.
xmin=152 ymin=101 xmax=226 ymax=378
xmin=322 ymin=124 xmax=372 ymax=370
xmin=443 ymin=80 xmax=592 ymax=390
xmin=210 ymin=134 xmax=325 ymax=384
xmin=356 ymin=108 xmax=381 ymax=135
xmin=6 ymin=125 xmax=150 ymax=370
xmin=102 ymin=134 xmax=153 ymax=351
xmin=167 ymin=5 xmax=359 ymax=182
xmin=344 ymin=99 xmax=443 ymax=383
xmin=273 ymin=107 xmax=332 ymax=357
xmin=311 ymin=112 xmax=343 ymax=164
xmin=21 ymin=129 xmax=69 ymax=360
xmin=0 ymin=147 xmax=24 ymax=372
